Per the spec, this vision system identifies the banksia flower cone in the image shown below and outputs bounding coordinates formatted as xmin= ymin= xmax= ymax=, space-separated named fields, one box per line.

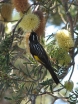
xmin=34 ymin=10 xmax=46 ymax=36
xmin=55 ymin=29 xmax=74 ymax=51
xmin=1 ymin=3 xmax=13 ymax=22
xmin=12 ymin=0 xmax=30 ymax=13
xmin=19 ymin=13 xmax=40 ymax=32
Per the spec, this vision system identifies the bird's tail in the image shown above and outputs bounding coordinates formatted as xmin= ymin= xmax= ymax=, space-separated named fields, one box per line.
xmin=46 ymin=66 xmax=59 ymax=84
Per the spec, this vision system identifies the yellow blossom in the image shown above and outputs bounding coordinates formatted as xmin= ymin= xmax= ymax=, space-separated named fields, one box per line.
xmin=55 ymin=29 xmax=74 ymax=51
xmin=19 ymin=13 xmax=40 ymax=32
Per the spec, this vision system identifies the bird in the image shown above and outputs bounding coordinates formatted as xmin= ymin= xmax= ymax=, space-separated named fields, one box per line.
xmin=28 ymin=31 xmax=59 ymax=84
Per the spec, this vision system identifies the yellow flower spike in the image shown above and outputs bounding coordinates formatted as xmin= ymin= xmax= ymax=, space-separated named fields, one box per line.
xmin=1 ymin=3 xmax=13 ymax=22
xmin=55 ymin=29 xmax=74 ymax=51
xmin=19 ymin=13 xmax=40 ymax=32
xmin=12 ymin=0 xmax=30 ymax=13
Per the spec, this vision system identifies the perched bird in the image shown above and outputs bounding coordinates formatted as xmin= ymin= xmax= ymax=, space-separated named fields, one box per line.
xmin=29 ymin=31 xmax=59 ymax=84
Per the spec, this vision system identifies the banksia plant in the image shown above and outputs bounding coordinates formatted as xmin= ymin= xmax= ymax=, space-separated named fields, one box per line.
xmin=51 ymin=47 xmax=71 ymax=66
xmin=34 ymin=10 xmax=46 ymax=37
xmin=58 ymin=52 xmax=71 ymax=66
xmin=19 ymin=13 xmax=40 ymax=32
xmin=55 ymin=29 xmax=74 ymax=51
xmin=12 ymin=0 xmax=30 ymax=13
xmin=1 ymin=3 xmax=13 ymax=22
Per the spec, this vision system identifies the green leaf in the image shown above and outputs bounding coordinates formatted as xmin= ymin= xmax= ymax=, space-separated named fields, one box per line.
xmin=4 ymin=97 xmax=12 ymax=100
xmin=50 ymin=85 xmax=53 ymax=92
xmin=40 ymin=79 xmax=52 ymax=86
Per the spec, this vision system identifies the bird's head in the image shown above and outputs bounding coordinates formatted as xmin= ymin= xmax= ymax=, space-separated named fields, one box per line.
xmin=29 ymin=31 xmax=38 ymax=42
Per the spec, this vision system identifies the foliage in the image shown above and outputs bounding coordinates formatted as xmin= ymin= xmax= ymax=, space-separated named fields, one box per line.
xmin=0 ymin=0 xmax=78 ymax=104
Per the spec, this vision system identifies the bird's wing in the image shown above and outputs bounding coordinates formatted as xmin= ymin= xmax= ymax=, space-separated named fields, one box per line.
xmin=30 ymin=42 xmax=50 ymax=66
xmin=29 ymin=41 xmax=60 ymax=84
